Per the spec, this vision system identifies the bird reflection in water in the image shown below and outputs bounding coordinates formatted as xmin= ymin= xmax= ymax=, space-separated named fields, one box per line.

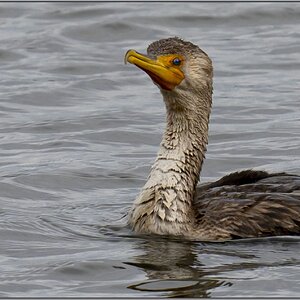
xmin=124 ymin=235 xmax=300 ymax=297
xmin=125 ymin=237 xmax=232 ymax=297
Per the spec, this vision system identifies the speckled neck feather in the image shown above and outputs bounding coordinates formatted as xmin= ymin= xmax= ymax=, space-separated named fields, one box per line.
xmin=128 ymin=83 xmax=212 ymax=238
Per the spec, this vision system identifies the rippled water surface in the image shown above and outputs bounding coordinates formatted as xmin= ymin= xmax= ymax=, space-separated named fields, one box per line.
xmin=0 ymin=2 xmax=300 ymax=297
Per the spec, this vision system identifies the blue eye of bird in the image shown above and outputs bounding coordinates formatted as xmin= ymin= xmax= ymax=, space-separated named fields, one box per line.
xmin=172 ymin=58 xmax=181 ymax=66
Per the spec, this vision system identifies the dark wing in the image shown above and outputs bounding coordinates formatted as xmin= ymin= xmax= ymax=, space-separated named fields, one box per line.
xmin=194 ymin=170 xmax=300 ymax=239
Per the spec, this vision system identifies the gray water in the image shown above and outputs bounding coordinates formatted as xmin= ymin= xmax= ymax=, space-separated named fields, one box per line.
xmin=0 ymin=2 xmax=300 ymax=298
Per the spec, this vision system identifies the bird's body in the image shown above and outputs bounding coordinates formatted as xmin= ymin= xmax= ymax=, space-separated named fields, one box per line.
xmin=125 ymin=37 xmax=300 ymax=241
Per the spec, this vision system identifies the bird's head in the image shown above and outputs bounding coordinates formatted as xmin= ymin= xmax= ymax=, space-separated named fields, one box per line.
xmin=125 ymin=37 xmax=213 ymax=110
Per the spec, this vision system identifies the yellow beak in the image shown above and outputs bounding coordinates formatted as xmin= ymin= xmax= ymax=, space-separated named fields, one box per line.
xmin=124 ymin=49 xmax=184 ymax=91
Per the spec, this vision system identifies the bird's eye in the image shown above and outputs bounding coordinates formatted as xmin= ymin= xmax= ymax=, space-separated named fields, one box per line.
xmin=172 ymin=58 xmax=181 ymax=66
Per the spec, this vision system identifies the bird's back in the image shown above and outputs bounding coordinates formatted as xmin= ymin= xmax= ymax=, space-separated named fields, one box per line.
xmin=195 ymin=170 xmax=300 ymax=240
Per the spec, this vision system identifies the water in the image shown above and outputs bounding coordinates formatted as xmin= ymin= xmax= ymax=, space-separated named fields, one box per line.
xmin=0 ymin=2 xmax=299 ymax=297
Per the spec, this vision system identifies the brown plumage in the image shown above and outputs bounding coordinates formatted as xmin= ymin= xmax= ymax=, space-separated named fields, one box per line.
xmin=196 ymin=170 xmax=300 ymax=240
xmin=125 ymin=37 xmax=300 ymax=241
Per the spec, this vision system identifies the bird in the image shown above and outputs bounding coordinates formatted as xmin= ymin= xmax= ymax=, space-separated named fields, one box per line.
xmin=124 ymin=37 xmax=300 ymax=241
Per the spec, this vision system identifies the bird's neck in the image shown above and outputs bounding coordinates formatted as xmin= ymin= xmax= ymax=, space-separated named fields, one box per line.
xmin=129 ymin=91 xmax=212 ymax=236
